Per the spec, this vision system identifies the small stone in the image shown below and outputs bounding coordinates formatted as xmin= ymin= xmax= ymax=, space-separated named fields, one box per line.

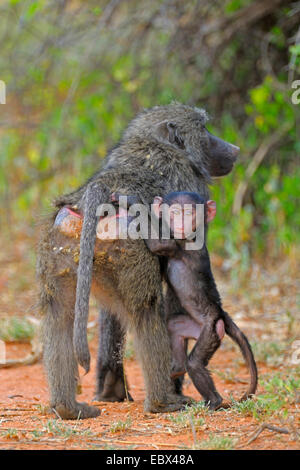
xmin=270 ymin=286 xmax=279 ymax=296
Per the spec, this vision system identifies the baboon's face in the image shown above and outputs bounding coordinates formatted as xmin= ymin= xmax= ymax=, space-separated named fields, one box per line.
xmin=204 ymin=130 xmax=239 ymax=177
xmin=177 ymin=112 xmax=239 ymax=177
xmin=126 ymin=104 xmax=239 ymax=177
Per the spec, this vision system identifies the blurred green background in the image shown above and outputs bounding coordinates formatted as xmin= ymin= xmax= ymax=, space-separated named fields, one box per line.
xmin=0 ymin=0 xmax=299 ymax=272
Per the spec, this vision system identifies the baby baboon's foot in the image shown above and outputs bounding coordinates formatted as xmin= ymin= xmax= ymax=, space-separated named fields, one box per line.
xmin=205 ymin=394 xmax=223 ymax=411
xmin=53 ymin=402 xmax=101 ymax=420
xmin=94 ymin=371 xmax=133 ymax=402
xmin=214 ymin=400 xmax=232 ymax=410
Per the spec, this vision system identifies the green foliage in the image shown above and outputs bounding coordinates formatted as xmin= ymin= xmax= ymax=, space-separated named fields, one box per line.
xmin=0 ymin=0 xmax=299 ymax=264
xmin=232 ymin=370 xmax=300 ymax=420
xmin=167 ymin=404 xmax=207 ymax=429
xmin=247 ymin=76 xmax=294 ymax=133
xmin=167 ymin=401 xmax=213 ymax=430
xmin=225 ymin=0 xmax=252 ymax=15
xmin=124 ymin=336 xmax=135 ymax=360
xmin=44 ymin=419 xmax=93 ymax=438
xmin=1 ymin=428 xmax=19 ymax=439
xmin=0 ymin=317 xmax=35 ymax=342
xmin=194 ymin=434 xmax=237 ymax=450
xmin=261 ymin=372 xmax=300 ymax=403
xmin=232 ymin=396 xmax=285 ymax=420
xmin=251 ymin=341 xmax=287 ymax=367
xmin=110 ymin=418 xmax=132 ymax=433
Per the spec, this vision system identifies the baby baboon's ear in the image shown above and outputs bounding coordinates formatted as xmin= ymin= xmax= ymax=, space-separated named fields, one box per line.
xmin=153 ymin=196 xmax=163 ymax=218
xmin=206 ymin=200 xmax=217 ymax=223
xmin=155 ymin=121 xmax=184 ymax=148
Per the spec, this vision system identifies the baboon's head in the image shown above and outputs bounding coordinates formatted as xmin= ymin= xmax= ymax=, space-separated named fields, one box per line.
xmin=124 ymin=103 xmax=239 ymax=178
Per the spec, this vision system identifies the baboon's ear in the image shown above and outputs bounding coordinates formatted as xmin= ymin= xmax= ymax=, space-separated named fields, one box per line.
xmin=155 ymin=121 xmax=184 ymax=148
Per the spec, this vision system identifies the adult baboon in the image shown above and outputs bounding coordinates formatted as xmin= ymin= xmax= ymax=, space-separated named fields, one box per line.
xmin=37 ymin=104 xmax=239 ymax=419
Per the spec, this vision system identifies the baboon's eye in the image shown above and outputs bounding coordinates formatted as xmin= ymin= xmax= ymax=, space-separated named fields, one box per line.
xmin=172 ymin=209 xmax=181 ymax=216
xmin=184 ymin=209 xmax=192 ymax=216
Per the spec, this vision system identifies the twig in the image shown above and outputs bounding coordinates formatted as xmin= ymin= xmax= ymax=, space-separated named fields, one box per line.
xmin=189 ymin=415 xmax=197 ymax=448
xmin=0 ymin=427 xmax=37 ymax=432
xmin=47 ymin=0 xmax=122 ymax=161
xmin=52 ymin=408 xmax=62 ymax=420
xmin=238 ymin=423 xmax=290 ymax=448
xmin=0 ymin=339 xmax=42 ymax=369
xmin=97 ymin=437 xmax=180 ymax=449
xmin=288 ymin=26 xmax=300 ymax=86
xmin=232 ymin=124 xmax=292 ymax=215
xmin=122 ymin=360 xmax=131 ymax=403
xmin=0 ymin=408 xmax=36 ymax=412
xmin=0 ymin=318 xmax=97 ymax=370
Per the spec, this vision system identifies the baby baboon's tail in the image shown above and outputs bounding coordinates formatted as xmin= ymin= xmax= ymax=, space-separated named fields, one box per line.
xmin=223 ymin=311 xmax=258 ymax=400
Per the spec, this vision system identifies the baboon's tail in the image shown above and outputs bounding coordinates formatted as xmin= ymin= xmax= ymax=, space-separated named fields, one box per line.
xmin=222 ymin=311 xmax=258 ymax=401
xmin=74 ymin=182 xmax=110 ymax=373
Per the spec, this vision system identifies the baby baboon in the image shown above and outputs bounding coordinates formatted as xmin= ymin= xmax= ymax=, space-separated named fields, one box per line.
xmin=37 ymin=104 xmax=239 ymax=419
xmin=109 ymin=191 xmax=257 ymax=409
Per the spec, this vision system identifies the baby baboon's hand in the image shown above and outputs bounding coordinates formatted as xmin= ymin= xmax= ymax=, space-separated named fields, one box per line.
xmin=110 ymin=192 xmax=119 ymax=203
xmin=110 ymin=192 xmax=127 ymax=203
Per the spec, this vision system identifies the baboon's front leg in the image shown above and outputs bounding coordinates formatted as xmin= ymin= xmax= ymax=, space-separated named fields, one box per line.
xmin=94 ymin=308 xmax=133 ymax=402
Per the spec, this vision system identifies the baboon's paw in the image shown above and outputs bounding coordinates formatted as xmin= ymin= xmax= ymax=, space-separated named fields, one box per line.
xmin=54 ymin=402 xmax=101 ymax=420
xmin=214 ymin=400 xmax=232 ymax=410
xmin=205 ymin=395 xmax=223 ymax=411
xmin=94 ymin=373 xmax=134 ymax=402
xmin=144 ymin=398 xmax=186 ymax=413
xmin=93 ymin=391 xmax=134 ymax=403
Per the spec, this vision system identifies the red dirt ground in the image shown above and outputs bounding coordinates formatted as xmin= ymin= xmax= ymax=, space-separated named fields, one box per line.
xmin=0 ymin=236 xmax=299 ymax=450
xmin=0 ymin=337 xmax=299 ymax=450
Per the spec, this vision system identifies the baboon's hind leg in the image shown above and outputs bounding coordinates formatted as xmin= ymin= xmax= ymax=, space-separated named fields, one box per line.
xmin=132 ymin=303 xmax=188 ymax=413
xmin=186 ymin=320 xmax=223 ymax=410
xmin=42 ymin=290 xmax=100 ymax=420
xmin=164 ymin=286 xmax=192 ymax=402
xmin=94 ymin=308 xmax=133 ymax=402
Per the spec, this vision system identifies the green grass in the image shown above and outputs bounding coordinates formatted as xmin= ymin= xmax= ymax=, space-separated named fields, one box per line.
xmin=124 ymin=337 xmax=135 ymax=360
xmin=35 ymin=404 xmax=50 ymax=415
xmin=260 ymin=371 xmax=300 ymax=403
xmin=30 ymin=429 xmax=44 ymax=438
xmin=194 ymin=434 xmax=237 ymax=450
xmin=232 ymin=370 xmax=300 ymax=420
xmin=0 ymin=316 xmax=35 ymax=342
xmin=231 ymin=396 xmax=284 ymax=420
xmin=167 ymin=401 xmax=210 ymax=429
xmin=44 ymin=419 xmax=93 ymax=438
xmin=251 ymin=341 xmax=287 ymax=366
xmin=168 ymin=412 xmax=205 ymax=430
xmin=1 ymin=428 xmax=19 ymax=439
xmin=211 ymin=367 xmax=241 ymax=384
xmin=110 ymin=417 xmax=132 ymax=433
